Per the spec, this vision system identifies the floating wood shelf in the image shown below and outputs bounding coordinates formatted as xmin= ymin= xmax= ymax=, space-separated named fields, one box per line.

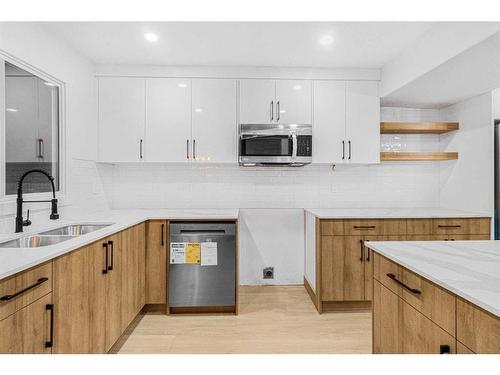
xmin=380 ymin=122 xmax=459 ymax=134
xmin=380 ymin=152 xmax=459 ymax=161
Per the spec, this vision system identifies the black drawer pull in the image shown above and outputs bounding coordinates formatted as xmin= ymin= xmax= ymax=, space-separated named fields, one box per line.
xmin=440 ymin=344 xmax=450 ymax=354
xmin=102 ymin=243 xmax=108 ymax=274
xmin=386 ymin=273 xmax=421 ymax=294
xmin=437 ymin=225 xmax=461 ymax=228
xmin=0 ymin=277 xmax=49 ymax=301
xmin=359 ymin=239 xmax=364 ymax=262
xmin=161 ymin=224 xmax=164 ymax=246
xmin=353 ymin=225 xmax=376 ymax=229
xmin=108 ymin=240 xmax=114 ymax=271
xmin=45 ymin=304 xmax=54 ymax=348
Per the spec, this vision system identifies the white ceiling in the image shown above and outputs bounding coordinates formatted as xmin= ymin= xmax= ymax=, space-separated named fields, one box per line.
xmin=382 ymin=31 xmax=500 ymax=108
xmin=43 ymin=22 xmax=434 ymax=68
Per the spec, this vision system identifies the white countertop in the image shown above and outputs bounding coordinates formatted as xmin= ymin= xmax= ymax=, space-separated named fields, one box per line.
xmin=365 ymin=240 xmax=500 ymax=317
xmin=305 ymin=207 xmax=490 ymax=219
xmin=0 ymin=209 xmax=239 ymax=280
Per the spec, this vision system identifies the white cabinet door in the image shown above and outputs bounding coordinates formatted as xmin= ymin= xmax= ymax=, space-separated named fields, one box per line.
xmin=145 ymin=78 xmax=191 ymax=162
xmin=37 ymin=78 xmax=58 ymax=164
xmin=98 ymin=77 xmax=145 ymax=162
xmin=239 ymin=79 xmax=275 ymax=124
xmin=345 ymin=81 xmax=380 ymax=164
xmin=5 ymin=76 xmax=38 ymax=162
xmin=275 ymin=80 xmax=311 ymax=124
xmin=312 ymin=81 xmax=346 ymax=163
xmin=192 ymin=79 xmax=237 ymax=163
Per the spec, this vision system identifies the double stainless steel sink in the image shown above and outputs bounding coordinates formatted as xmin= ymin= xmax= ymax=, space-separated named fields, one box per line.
xmin=0 ymin=224 xmax=113 ymax=248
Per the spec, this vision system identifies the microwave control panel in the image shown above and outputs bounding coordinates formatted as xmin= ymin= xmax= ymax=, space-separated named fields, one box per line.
xmin=297 ymin=135 xmax=312 ymax=157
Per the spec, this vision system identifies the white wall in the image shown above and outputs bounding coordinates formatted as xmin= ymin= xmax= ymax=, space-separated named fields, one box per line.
xmin=0 ymin=23 xmax=107 ymax=233
xmin=493 ymin=88 xmax=500 ymax=120
xmin=439 ymin=93 xmax=494 ymax=216
xmin=238 ymin=209 xmax=304 ymax=285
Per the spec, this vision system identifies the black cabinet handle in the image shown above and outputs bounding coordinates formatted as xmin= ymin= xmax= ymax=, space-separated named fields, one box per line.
xmin=108 ymin=240 xmax=114 ymax=271
xmin=365 ymin=240 xmax=370 ymax=261
xmin=348 ymin=140 xmax=351 ymax=160
xmin=102 ymin=243 xmax=108 ymax=274
xmin=0 ymin=277 xmax=49 ymax=301
xmin=186 ymin=139 xmax=190 ymax=159
xmin=386 ymin=273 xmax=421 ymax=294
xmin=359 ymin=239 xmax=364 ymax=262
xmin=438 ymin=225 xmax=461 ymax=228
xmin=440 ymin=344 xmax=450 ymax=354
xmin=161 ymin=224 xmax=164 ymax=246
xmin=140 ymin=139 xmax=143 ymax=159
xmin=342 ymin=140 xmax=345 ymax=160
xmin=353 ymin=225 xmax=376 ymax=230
xmin=193 ymin=139 xmax=196 ymax=159
xmin=45 ymin=304 xmax=54 ymax=348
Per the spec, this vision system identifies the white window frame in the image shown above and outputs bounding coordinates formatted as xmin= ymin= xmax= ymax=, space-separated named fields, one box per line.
xmin=0 ymin=52 xmax=66 ymax=209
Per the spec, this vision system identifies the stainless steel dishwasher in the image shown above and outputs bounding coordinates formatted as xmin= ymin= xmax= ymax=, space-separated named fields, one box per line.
xmin=168 ymin=221 xmax=236 ymax=310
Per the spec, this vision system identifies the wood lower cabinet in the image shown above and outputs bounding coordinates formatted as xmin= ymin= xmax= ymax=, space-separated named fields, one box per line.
xmin=53 ymin=226 xmax=145 ymax=354
xmin=315 ymin=217 xmax=490 ymax=312
xmin=121 ymin=223 xmax=146 ymax=330
xmin=0 ymin=292 xmax=53 ymax=354
xmin=373 ymin=253 xmax=499 ymax=354
xmin=146 ymin=220 xmax=168 ymax=304
xmin=373 ymin=280 xmax=456 ymax=354
xmin=456 ymin=298 xmax=500 ymax=353
xmin=53 ymin=245 xmax=92 ymax=353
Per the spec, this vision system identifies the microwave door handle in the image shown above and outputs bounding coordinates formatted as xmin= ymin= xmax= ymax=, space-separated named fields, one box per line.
xmin=292 ymin=133 xmax=298 ymax=158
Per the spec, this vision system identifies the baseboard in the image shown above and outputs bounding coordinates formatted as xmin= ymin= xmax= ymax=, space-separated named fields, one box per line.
xmin=321 ymin=300 xmax=372 ymax=312
xmin=303 ymin=277 xmax=320 ymax=312
xmin=107 ymin=310 xmax=145 ymax=354
xmin=143 ymin=304 xmax=167 ymax=314
xmin=169 ymin=305 xmax=237 ymax=314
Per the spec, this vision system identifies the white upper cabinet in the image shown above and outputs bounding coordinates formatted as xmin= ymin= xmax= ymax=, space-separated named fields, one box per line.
xmin=191 ymin=79 xmax=237 ymax=163
xmin=239 ymin=79 xmax=275 ymax=123
xmin=312 ymin=81 xmax=346 ymax=164
xmin=5 ymin=76 xmax=37 ymax=162
xmin=275 ymin=80 xmax=311 ymax=124
xmin=98 ymin=77 xmax=145 ymax=162
xmin=239 ymin=79 xmax=312 ymax=124
xmin=145 ymin=78 xmax=191 ymax=162
xmin=345 ymin=81 xmax=380 ymax=164
xmin=312 ymin=80 xmax=380 ymax=164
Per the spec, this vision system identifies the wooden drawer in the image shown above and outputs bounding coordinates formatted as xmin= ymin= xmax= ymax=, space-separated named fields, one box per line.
xmin=0 ymin=262 xmax=53 ymax=321
xmin=432 ymin=218 xmax=490 ymax=235
xmin=400 ymin=297 xmax=456 ymax=354
xmin=0 ymin=292 xmax=53 ymax=354
xmin=457 ymin=298 xmax=500 ymax=353
xmin=320 ymin=220 xmax=344 ymax=236
xmin=344 ymin=219 xmax=406 ymax=236
xmin=406 ymin=219 xmax=433 ymax=235
xmin=373 ymin=253 xmax=455 ymax=335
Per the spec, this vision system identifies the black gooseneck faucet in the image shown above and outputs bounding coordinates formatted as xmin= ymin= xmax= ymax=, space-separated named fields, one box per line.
xmin=15 ymin=169 xmax=59 ymax=233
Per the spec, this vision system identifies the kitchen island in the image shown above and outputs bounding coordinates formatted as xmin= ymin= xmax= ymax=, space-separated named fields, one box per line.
xmin=365 ymin=240 xmax=500 ymax=354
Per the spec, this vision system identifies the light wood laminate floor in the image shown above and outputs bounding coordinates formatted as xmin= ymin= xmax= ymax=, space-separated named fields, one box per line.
xmin=117 ymin=286 xmax=372 ymax=354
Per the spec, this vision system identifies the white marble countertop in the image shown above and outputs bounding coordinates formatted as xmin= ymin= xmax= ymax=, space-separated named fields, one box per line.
xmin=305 ymin=207 xmax=490 ymax=219
xmin=0 ymin=209 xmax=239 ymax=280
xmin=365 ymin=240 xmax=500 ymax=317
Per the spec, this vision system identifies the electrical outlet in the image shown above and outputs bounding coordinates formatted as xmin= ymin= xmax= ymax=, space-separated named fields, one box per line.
xmin=263 ymin=267 xmax=274 ymax=279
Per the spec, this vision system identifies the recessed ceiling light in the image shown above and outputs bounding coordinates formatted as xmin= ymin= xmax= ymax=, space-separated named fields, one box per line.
xmin=177 ymin=83 xmax=187 ymax=88
xmin=195 ymin=108 xmax=203 ymax=113
xmin=319 ymin=35 xmax=334 ymax=46
xmin=6 ymin=108 xmax=18 ymax=112
xmin=292 ymin=84 xmax=302 ymax=91
xmin=144 ymin=32 xmax=159 ymax=42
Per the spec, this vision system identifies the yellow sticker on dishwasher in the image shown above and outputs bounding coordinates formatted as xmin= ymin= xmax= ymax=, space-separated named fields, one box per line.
xmin=185 ymin=243 xmax=201 ymax=264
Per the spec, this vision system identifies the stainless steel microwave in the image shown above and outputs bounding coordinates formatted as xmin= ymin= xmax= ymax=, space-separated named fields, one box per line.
xmin=239 ymin=123 xmax=312 ymax=167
